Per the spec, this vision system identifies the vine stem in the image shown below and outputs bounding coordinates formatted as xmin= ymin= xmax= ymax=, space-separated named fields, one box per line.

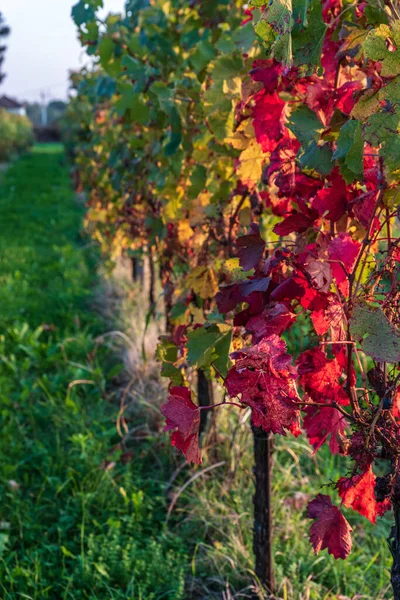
xmin=344 ymin=187 xmax=385 ymax=415
xmin=198 ymin=400 xmax=244 ymax=411
xmin=350 ymin=188 xmax=384 ymax=300
xmin=295 ymin=400 xmax=354 ymax=420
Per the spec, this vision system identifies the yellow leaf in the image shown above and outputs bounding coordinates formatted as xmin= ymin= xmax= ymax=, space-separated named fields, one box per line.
xmin=191 ymin=230 xmax=207 ymax=250
xmin=188 ymin=304 xmax=206 ymax=324
xmin=163 ymin=185 xmax=185 ymax=221
xmin=186 ymin=266 xmax=219 ymax=299
xmin=177 ymin=220 xmax=194 ymax=244
xmin=237 ymin=141 xmax=269 ymax=188
xmin=189 ymin=192 xmax=210 ymax=226
xmin=239 ymin=205 xmax=252 ymax=226
xmin=226 ymin=119 xmax=255 ymax=150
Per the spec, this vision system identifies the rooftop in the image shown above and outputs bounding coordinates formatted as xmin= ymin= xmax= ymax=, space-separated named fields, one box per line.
xmin=0 ymin=95 xmax=24 ymax=109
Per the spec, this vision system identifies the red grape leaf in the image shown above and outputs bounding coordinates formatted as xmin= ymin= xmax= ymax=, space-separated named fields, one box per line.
xmin=305 ymin=260 xmax=332 ymax=295
xmin=297 ymin=347 xmax=349 ymax=404
xmin=307 ymin=494 xmax=353 ymax=560
xmin=321 ymin=33 xmax=340 ymax=86
xmin=246 ymin=303 xmax=296 ymax=343
xmin=236 ymin=224 xmax=265 ymax=271
xmin=312 ymin=182 xmax=347 ymax=222
xmin=351 ymin=190 xmax=378 ymax=228
xmin=303 ymin=405 xmax=348 ymax=454
xmin=273 ymin=212 xmax=315 ymax=236
xmin=252 ymin=91 xmax=285 ymax=153
xmin=225 ymin=335 xmax=301 ymax=435
xmin=266 ymin=134 xmax=300 ymax=194
xmin=250 ymin=59 xmax=282 ymax=92
xmin=337 ymin=467 xmax=391 ymax=523
xmin=161 ymin=386 xmax=201 ymax=464
xmin=328 ymin=233 xmax=360 ymax=296
xmin=271 ymin=275 xmax=305 ymax=302
xmin=216 ymin=283 xmax=242 ymax=314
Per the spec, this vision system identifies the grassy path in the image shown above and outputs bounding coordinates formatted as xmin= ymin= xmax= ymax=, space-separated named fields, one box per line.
xmin=0 ymin=146 xmax=187 ymax=599
xmin=0 ymin=144 xmax=93 ymax=328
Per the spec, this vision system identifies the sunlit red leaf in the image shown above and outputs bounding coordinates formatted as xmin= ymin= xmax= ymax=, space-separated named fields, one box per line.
xmin=252 ymin=91 xmax=285 ymax=153
xmin=328 ymin=233 xmax=361 ymax=296
xmin=312 ymin=175 xmax=348 ymax=222
xmin=161 ymin=386 xmax=201 ymax=464
xmin=303 ymin=404 xmax=348 ymax=454
xmin=307 ymin=494 xmax=352 ymax=560
xmin=337 ymin=467 xmax=391 ymax=523
xmin=246 ymin=303 xmax=296 ymax=342
xmin=297 ymin=347 xmax=349 ymax=404
xmin=273 ymin=212 xmax=316 ymax=236
xmin=225 ymin=335 xmax=301 ymax=435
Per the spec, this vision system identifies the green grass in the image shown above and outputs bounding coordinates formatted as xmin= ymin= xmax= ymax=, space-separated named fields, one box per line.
xmin=0 ymin=145 xmax=188 ymax=599
xmin=177 ymin=425 xmax=393 ymax=599
xmin=0 ymin=144 xmax=93 ymax=327
xmin=0 ymin=144 xmax=394 ymax=600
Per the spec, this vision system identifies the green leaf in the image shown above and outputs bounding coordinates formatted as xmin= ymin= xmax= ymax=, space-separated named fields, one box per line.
xmin=150 ymin=82 xmax=174 ymax=114
xmin=156 ymin=338 xmax=184 ymax=385
xmin=333 ymin=120 xmax=363 ymax=180
xmin=362 ymin=110 xmax=400 ymax=177
xmin=363 ymin=23 xmax=400 ymax=77
xmin=164 ymin=107 xmax=182 ymax=156
xmin=98 ymin=37 xmax=115 ymax=67
xmin=299 ymin=140 xmax=333 ymax=175
xmin=383 ymin=134 xmax=400 ymax=180
xmin=212 ymin=329 xmax=233 ymax=377
xmin=115 ymin=87 xmax=149 ymax=123
xmin=187 ymin=325 xmax=232 ymax=375
xmin=350 ymin=304 xmax=400 ymax=363
xmin=211 ymin=55 xmax=243 ymax=84
xmin=287 ymin=105 xmax=324 ymax=146
xmin=188 ymin=165 xmax=207 ymax=199
xmin=208 ymin=110 xmax=235 ymax=142
xmin=71 ymin=0 xmax=102 ymax=26
xmin=128 ymin=33 xmax=146 ymax=57
xmin=232 ymin=22 xmax=256 ymax=53
xmin=190 ymin=40 xmax=216 ymax=73
xmin=71 ymin=2 xmax=93 ymax=26
xmin=292 ymin=0 xmax=326 ymax=69
xmin=254 ymin=20 xmax=275 ymax=47
xmin=121 ymin=55 xmax=144 ymax=78
xmin=255 ymin=0 xmax=294 ymax=66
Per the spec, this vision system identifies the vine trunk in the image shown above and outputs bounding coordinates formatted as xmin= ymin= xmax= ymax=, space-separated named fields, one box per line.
xmin=197 ymin=369 xmax=214 ymax=434
xmin=252 ymin=425 xmax=274 ymax=597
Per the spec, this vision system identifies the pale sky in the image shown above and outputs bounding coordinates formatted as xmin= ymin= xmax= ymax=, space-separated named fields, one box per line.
xmin=1 ymin=0 xmax=126 ymax=103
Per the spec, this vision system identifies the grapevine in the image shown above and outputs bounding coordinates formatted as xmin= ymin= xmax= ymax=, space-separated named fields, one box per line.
xmin=70 ymin=0 xmax=400 ymax=595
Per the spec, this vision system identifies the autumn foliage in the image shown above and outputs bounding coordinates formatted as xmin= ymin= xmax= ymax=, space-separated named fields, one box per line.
xmin=70 ymin=0 xmax=400 ymax=580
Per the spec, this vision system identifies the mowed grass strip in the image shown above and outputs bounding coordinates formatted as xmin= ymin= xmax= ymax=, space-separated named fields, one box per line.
xmin=0 ymin=146 xmax=188 ymax=599
xmin=0 ymin=144 xmax=93 ymax=327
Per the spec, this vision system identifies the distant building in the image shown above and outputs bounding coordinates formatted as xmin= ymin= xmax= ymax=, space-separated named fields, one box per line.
xmin=0 ymin=95 xmax=26 ymax=117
